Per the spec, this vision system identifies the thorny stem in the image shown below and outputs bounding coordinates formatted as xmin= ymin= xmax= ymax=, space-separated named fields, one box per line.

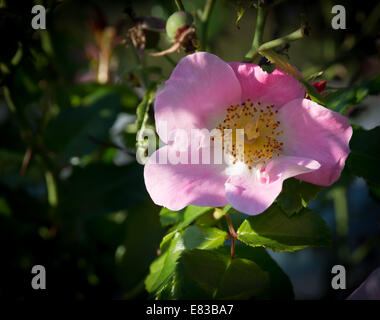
xmin=244 ymin=2 xmax=267 ymax=62
xmin=200 ymin=0 xmax=216 ymax=51
xmin=225 ymin=213 xmax=237 ymax=259
xmin=243 ymin=2 xmax=308 ymax=62
xmin=256 ymin=28 xmax=307 ymax=52
xmin=174 ymin=0 xmax=185 ymax=11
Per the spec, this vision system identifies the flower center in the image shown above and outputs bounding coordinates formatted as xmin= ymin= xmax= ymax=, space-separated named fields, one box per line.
xmin=214 ymin=98 xmax=284 ymax=170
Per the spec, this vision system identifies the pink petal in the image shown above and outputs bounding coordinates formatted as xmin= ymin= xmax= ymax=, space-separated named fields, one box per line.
xmin=155 ymin=52 xmax=242 ymax=143
xmin=279 ymin=98 xmax=352 ymax=186
xmin=228 ymin=62 xmax=305 ymax=107
xmin=225 ymin=156 xmax=320 ymax=215
xmin=144 ymin=145 xmax=228 ymax=211
xmin=265 ymin=156 xmax=321 ymax=183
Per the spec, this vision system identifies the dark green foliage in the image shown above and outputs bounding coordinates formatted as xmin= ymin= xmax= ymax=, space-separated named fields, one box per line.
xmin=277 ymin=178 xmax=322 ymax=216
xmin=326 ymin=75 xmax=380 ymax=114
xmin=347 ymin=126 xmax=380 ymax=186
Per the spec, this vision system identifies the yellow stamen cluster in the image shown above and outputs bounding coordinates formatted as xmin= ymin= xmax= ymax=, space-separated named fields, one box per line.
xmin=213 ymin=98 xmax=284 ymax=170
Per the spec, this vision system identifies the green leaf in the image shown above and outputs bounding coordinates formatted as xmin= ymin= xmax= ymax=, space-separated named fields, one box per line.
xmin=277 ymin=178 xmax=322 ymax=216
xmin=145 ymin=232 xmax=184 ymax=293
xmin=237 ymin=205 xmax=332 ymax=252
xmin=181 ymin=226 xmax=227 ymax=250
xmin=159 ymin=207 xmax=182 ymax=227
xmin=217 ymin=245 xmax=294 ymax=299
xmin=146 ymin=226 xmax=227 ymax=294
xmin=159 ymin=205 xmax=214 ymax=230
xmin=259 ymin=49 xmax=325 ymax=105
xmin=347 ymin=126 xmax=380 ymax=186
xmin=325 ymin=74 xmax=380 ymax=113
xmin=159 ymin=230 xmax=177 ymax=250
xmin=300 ymin=181 xmax=324 ymax=204
xmin=171 ymin=249 xmax=269 ymax=299
xmin=159 ymin=225 xmax=226 ymax=252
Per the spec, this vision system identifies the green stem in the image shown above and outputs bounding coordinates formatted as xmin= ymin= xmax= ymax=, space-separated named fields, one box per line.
xmin=3 ymin=86 xmax=29 ymax=129
xmin=174 ymin=0 xmax=185 ymax=11
xmin=45 ymin=171 xmax=58 ymax=207
xmin=200 ymin=0 xmax=216 ymax=51
xmin=244 ymin=3 xmax=267 ymax=62
xmin=331 ymin=186 xmax=349 ymax=262
xmin=257 ymin=28 xmax=306 ymax=52
xmin=40 ymin=29 xmax=54 ymax=57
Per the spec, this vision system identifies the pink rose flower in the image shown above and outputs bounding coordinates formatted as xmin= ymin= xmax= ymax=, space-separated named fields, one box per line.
xmin=144 ymin=52 xmax=352 ymax=215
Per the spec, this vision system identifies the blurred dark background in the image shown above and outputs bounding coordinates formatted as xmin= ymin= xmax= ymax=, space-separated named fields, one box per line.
xmin=0 ymin=0 xmax=379 ymax=299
